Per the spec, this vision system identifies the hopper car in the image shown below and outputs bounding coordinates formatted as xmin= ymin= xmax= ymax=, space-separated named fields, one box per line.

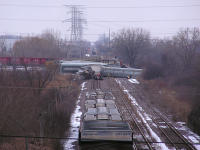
xmin=79 ymin=90 xmax=133 ymax=142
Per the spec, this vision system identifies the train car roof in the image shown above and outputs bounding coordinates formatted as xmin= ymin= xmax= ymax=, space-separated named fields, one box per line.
xmin=109 ymin=109 xmax=120 ymax=115
xmin=96 ymin=99 xmax=105 ymax=103
xmin=97 ymin=114 xmax=109 ymax=120
xmin=60 ymin=60 xmax=107 ymax=66
xmin=102 ymin=66 xmax=143 ymax=71
xmin=84 ymin=114 xmax=96 ymax=120
xmin=86 ymin=108 xmax=97 ymax=115
xmin=85 ymin=100 xmax=96 ymax=104
xmin=110 ymin=115 xmax=122 ymax=121
xmin=97 ymin=107 xmax=108 ymax=114
xmin=82 ymin=120 xmax=131 ymax=131
xmin=106 ymin=104 xmax=116 ymax=109
xmin=105 ymin=100 xmax=115 ymax=104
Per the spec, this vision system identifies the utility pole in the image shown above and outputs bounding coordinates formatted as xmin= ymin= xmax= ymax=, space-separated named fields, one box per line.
xmin=109 ymin=28 xmax=111 ymax=50
xmin=64 ymin=5 xmax=86 ymax=42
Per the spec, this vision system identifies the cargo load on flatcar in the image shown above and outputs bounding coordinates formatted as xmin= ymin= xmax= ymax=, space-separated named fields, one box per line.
xmin=79 ymin=90 xmax=133 ymax=142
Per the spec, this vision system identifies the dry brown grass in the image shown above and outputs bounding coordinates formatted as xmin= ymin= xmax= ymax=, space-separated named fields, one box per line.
xmin=0 ymin=138 xmax=55 ymax=150
xmin=0 ymin=70 xmax=80 ymax=150
xmin=139 ymin=78 xmax=192 ymax=122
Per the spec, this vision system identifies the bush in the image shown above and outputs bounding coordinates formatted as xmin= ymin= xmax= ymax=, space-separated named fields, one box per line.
xmin=143 ymin=63 xmax=164 ymax=80
xmin=0 ymin=70 xmax=80 ymax=149
xmin=188 ymin=106 xmax=200 ymax=135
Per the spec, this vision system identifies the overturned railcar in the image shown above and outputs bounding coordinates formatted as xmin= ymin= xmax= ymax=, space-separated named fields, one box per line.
xmin=79 ymin=90 xmax=133 ymax=142
xmin=101 ymin=66 xmax=142 ymax=78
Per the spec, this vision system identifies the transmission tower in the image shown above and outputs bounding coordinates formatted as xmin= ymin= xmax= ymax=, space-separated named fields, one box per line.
xmin=65 ymin=5 xmax=86 ymax=42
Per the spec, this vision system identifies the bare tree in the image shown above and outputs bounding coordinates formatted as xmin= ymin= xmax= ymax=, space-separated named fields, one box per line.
xmin=112 ymin=28 xmax=150 ymax=67
xmin=173 ymin=28 xmax=200 ymax=71
xmin=13 ymin=32 xmax=62 ymax=58
xmin=0 ymin=36 xmax=7 ymax=56
xmin=95 ymin=34 xmax=111 ymax=56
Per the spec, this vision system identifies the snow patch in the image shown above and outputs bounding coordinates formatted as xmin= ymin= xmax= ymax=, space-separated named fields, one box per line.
xmin=175 ymin=122 xmax=200 ymax=149
xmin=81 ymin=82 xmax=87 ymax=91
xmin=189 ymin=136 xmax=199 ymax=143
xmin=128 ymin=78 xmax=140 ymax=84
xmin=64 ymin=82 xmax=87 ymax=150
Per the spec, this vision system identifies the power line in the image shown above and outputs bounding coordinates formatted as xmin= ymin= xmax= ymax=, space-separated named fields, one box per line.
xmin=82 ymin=19 xmax=200 ymax=23
xmin=1 ymin=4 xmax=200 ymax=8
xmin=86 ymin=5 xmax=200 ymax=8
xmin=0 ymin=18 xmax=61 ymax=22
xmin=0 ymin=31 xmax=190 ymax=37
xmin=64 ymin=5 xmax=86 ymax=41
xmin=1 ymin=18 xmax=200 ymax=23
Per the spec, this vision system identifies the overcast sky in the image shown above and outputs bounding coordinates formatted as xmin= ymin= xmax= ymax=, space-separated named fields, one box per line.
xmin=0 ymin=0 xmax=200 ymax=42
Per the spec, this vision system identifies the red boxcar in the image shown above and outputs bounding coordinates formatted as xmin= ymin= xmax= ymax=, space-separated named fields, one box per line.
xmin=0 ymin=57 xmax=11 ymax=65
xmin=0 ymin=57 xmax=53 ymax=66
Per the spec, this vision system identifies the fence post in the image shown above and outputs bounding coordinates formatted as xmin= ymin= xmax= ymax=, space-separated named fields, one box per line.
xmin=25 ymin=137 xmax=28 ymax=150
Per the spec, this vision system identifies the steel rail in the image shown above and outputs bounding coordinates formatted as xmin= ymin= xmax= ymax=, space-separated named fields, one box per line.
xmin=115 ymin=99 xmax=138 ymax=150
xmin=113 ymin=90 xmax=154 ymax=150
xmin=150 ymin=112 xmax=179 ymax=149
xmin=153 ymin=109 xmax=196 ymax=150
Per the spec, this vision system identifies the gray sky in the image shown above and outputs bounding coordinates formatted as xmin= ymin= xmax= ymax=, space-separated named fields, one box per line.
xmin=0 ymin=0 xmax=200 ymax=42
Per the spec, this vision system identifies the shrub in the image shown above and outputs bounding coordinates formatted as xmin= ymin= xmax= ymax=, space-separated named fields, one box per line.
xmin=143 ymin=63 xmax=164 ymax=80
xmin=188 ymin=106 xmax=200 ymax=135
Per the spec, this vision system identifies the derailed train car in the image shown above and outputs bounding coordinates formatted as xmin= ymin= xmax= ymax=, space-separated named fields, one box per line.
xmin=101 ymin=66 xmax=142 ymax=78
xmin=79 ymin=90 xmax=133 ymax=142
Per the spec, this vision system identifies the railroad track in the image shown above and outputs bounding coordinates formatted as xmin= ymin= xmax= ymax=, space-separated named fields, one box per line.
xmin=105 ymin=78 xmax=154 ymax=149
xmin=114 ymin=91 xmax=154 ymax=150
xmin=117 ymin=78 xmax=197 ymax=150
xmin=91 ymin=79 xmax=101 ymax=90
xmin=151 ymin=108 xmax=196 ymax=150
xmin=89 ymin=78 xmax=197 ymax=149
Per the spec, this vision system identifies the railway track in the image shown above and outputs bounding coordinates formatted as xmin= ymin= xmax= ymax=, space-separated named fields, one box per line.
xmin=88 ymin=78 xmax=197 ymax=149
xmin=151 ymin=108 xmax=196 ymax=150
xmin=91 ymin=79 xmax=101 ymax=90
xmin=105 ymin=78 xmax=154 ymax=149
xmin=114 ymin=91 xmax=154 ymax=150
xmin=116 ymin=78 xmax=197 ymax=150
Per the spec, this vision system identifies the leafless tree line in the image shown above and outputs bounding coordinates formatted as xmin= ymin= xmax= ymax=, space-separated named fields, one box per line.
xmin=0 ymin=30 xmax=91 ymax=59
xmin=110 ymin=27 xmax=200 ymax=135
xmin=111 ymin=27 xmax=200 ymax=73
xmin=0 ymin=67 xmax=80 ymax=149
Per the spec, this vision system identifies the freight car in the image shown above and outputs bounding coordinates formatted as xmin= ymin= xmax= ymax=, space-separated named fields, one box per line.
xmin=59 ymin=60 xmax=106 ymax=74
xmin=79 ymin=90 xmax=133 ymax=142
xmin=91 ymin=65 xmax=103 ymax=80
xmin=101 ymin=66 xmax=142 ymax=78
xmin=0 ymin=57 xmax=53 ymax=66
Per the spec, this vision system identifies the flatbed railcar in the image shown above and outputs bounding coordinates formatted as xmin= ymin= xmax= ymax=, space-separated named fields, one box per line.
xmin=80 ymin=120 xmax=133 ymax=142
xmin=79 ymin=90 xmax=133 ymax=142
